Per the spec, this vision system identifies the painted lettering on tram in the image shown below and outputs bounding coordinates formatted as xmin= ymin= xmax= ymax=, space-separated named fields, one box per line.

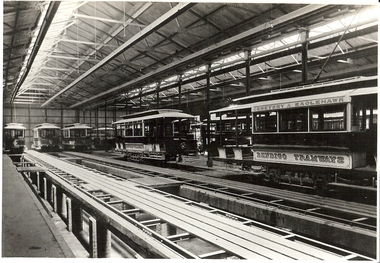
xmin=294 ymin=154 xmax=345 ymax=164
xmin=254 ymin=150 xmax=349 ymax=169
xmin=253 ymin=97 xmax=345 ymax=112
xmin=256 ymin=152 xmax=287 ymax=160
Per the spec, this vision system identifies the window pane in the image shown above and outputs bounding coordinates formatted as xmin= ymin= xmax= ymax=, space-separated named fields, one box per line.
xmin=280 ymin=109 xmax=307 ymax=132
xmin=311 ymin=105 xmax=345 ymax=131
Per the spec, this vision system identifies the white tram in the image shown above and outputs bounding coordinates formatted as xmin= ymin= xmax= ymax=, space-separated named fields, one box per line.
xmin=31 ymin=123 xmax=61 ymax=151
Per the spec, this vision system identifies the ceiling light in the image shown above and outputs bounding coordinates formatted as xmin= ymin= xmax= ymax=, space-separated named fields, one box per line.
xmin=337 ymin=58 xmax=353 ymax=64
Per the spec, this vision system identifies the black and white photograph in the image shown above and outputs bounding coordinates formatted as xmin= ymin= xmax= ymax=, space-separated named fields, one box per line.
xmin=2 ymin=0 xmax=379 ymax=260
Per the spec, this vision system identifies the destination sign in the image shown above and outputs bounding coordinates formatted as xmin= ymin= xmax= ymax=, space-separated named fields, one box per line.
xmin=253 ymin=149 xmax=351 ymax=169
xmin=252 ymin=96 xmax=347 ymax=112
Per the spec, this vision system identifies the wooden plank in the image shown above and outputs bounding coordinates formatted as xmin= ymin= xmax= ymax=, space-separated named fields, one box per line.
xmin=17 ymin=166 xmax=46 ymax=172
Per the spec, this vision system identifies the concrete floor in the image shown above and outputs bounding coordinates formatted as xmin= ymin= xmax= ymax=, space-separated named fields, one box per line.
xmin=2 ymin=154 xmax=75 ymax=257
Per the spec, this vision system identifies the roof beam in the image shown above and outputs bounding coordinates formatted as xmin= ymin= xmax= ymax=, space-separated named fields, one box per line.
xmin=10 ymin=1 xmax=61 ymax=103
xmin=70 ymin=4 xmax=329 ymax=109
xmin=42 ymin=2 xmax=195 ymax=107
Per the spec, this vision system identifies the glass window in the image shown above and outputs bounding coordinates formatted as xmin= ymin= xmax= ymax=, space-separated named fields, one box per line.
xmin=311 ymin=105 xmax=345 ymax=131
xmin=280 ymin=109 xmax=308 ymax=132
xmin=225 ymin=122 xmax=231 ymax=131
xmin=254 ymin=111 xmax=277 ymax=132
xmin=125 ymin=124 xmax=133 ymax=136
xmin=134 ymin=123 xmax=142 ymax=136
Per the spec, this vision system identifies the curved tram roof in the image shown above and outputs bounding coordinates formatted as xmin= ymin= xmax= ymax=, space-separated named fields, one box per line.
xmin=114 ymin=109 xmax=196 ymax=124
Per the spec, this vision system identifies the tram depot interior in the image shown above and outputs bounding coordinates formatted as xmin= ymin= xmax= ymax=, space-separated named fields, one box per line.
xmin=2 ymin=1 xmax=380 ymax=260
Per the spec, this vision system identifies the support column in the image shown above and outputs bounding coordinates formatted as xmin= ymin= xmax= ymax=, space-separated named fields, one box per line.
xmin=301 ymin=30 xmax=309 ymax=84
xmin=97 ymin=221 xmax=112 ymax=258
xmin=61 ymin=193 xmax=67 ymax=219
xmin=104 ymin=103 xmax=107 ymax=144
xmin=178 ymin=76 xmax=182 ymax=109
xmin=67 ymin=199 xmax=83 ymax=235
xmin=96 ymin=106 xmax=99 ymax=129
xmin=206 ymin=63 xmax=212 ymax=167
xmin=66 ymin=197 xmax=73 ymax=231
xmin=235 ymin=110 xmax=238 ymax=147
xmin=89 ymin=217 xmax=112 ymax=258
xmin=89 ymin=109 xmax=92 ymax=127
xmin=45 ymin=107 xmax=48 ymax=123
xmin=52 ymin=184 xmax=57 ymax=212
xmin=36 ymin=172 xmax=40 ymax=192
xmin=125 ymin=97 xmax=129 ymax=115
xmin=60 ymin=104 xmax=63 ymax=128
xmin=43 ymin=177 xmax=47 ymax=200
xmin=156 ymin=82 xmax=160 ymax=109
xmin=245 ymin=50 xmax=251 ymax=96
xmin=89 ymin=217 xmax=98 ymax=258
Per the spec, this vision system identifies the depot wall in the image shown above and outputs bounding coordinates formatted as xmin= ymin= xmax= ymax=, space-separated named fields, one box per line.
xmin=3 ymin=105 xmax=125 ymax=149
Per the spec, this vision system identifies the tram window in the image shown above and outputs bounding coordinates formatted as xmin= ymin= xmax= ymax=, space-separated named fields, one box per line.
xmin=41 ymin=129 xmax=57 ymax=137
xmin=254 ymin=111 xmax=277 ymax=132
xmin=280 ymin=109 xmax=307 ymax=132
xmin=311 ymin=105 xmax=345 ymax=131
xmin=144 ymin=122 xmax=153 ymax=136
xmin=134 ymin=123 xmax=142 ymax=136
xmin=126 ymin=124 xmax=133 ymax=136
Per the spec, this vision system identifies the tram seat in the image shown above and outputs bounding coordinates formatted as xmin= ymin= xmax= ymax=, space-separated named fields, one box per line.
xmin=217 ymin=147 xmax=227 ymax=159
xmin=233 ymin=148 xmax=243 ymax=160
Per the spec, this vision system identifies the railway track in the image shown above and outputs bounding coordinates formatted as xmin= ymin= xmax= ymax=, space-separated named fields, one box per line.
xmin=22 ymin=150 xmax=374 ymax=260
xmin=60 ymin=151 xmax=377 ymax=232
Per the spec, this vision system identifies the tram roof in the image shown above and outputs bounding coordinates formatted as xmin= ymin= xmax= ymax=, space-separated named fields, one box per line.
xmin=62 ymin=123 xmax=92 ymax=130
xmin=233 ymin=76 xmax=378 ymax=104
xmin=211 ymin=87 xmax=378 ymax=114
xmin=34 ymin=123 xmax=60 ymax=129
xmin=114 ymin=109 xmax=195 ymax=124
xmin=4 ymin=123 xmax=26 ymax=129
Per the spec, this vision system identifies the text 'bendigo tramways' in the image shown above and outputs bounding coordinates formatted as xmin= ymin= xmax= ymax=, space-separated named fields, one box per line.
xmin=253 ymin=150 xmax=351 ymax=169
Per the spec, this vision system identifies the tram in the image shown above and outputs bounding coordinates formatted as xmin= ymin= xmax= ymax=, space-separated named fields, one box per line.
xmin=92 ymin=126 xmax=115 ymax=150
xmin=3 ymin=123 xmax=27 ymax=154
xmin=31 ymin=123 xmax=61 ymax=151
xmin=113 ymin=109 xmax=198 ymax=161
xmin=61 ymin=123 xmax=93 ymax=152
xmin=210 ymin=77 xmax=377 ymax=191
